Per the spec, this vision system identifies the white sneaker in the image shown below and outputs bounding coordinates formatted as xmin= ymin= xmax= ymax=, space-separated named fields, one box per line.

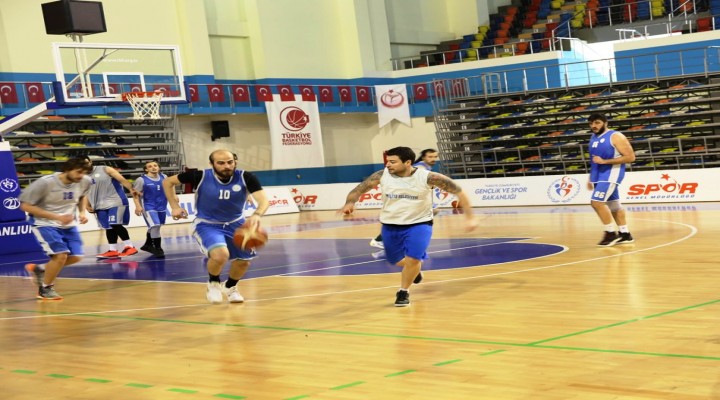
xmin=222 ymin=282 xmax=245 ymax=303
xmin=206 ymin=281 xmax=223 ymax=304
xmin=369 ymin=239 xmax=384 ymax=249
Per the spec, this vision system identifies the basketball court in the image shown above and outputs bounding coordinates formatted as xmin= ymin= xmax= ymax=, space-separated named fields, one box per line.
xmin=1 ymin=204 xmax=718 ymax=399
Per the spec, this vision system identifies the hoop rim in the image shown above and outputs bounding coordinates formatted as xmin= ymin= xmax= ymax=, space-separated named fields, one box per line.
xmin=121 ymin=91 xmax=165 ymax=101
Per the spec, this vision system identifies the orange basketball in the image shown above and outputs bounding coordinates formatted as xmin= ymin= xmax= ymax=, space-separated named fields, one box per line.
xmin=233 ymin=223 xmax=268 ymax=250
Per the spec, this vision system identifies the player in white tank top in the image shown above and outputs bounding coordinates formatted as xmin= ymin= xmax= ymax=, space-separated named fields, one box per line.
xmin=341 ymin=147 xmax=477 ymax=307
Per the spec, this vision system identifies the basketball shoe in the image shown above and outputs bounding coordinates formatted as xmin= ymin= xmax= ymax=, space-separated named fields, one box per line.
xmin=120 ymin=246 xmax=138 ymax=257
xmin=414 ymin=272 xmax=423 ymax=284
xmin=597 ymin=231 xmax=621 ymax=247
xmin=616 ymin=232 xmax=635 ymax=244
xmin=394 ymin=290 xmax=410 ymax=307
xmin=222 ymin=282 xmax=244 ymax=303
xmin=206 ymin=281 xmax=223 ymax=304
xmin=97 ymin=250 xmax=121 ymax=259
xmin=369 ymin=238 xmax=384 ymax=249
xmin=25 ymin=263 xmax=45 ymax=286
xmin=38 ymin=285 xmax=62 ymax=300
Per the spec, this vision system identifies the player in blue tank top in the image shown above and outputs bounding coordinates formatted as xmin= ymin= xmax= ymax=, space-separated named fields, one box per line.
xmin=586 ymin=113 xmax=636 ymax=247
xmin=370 ymin=148 xmax=439 ymax=250
xmin=162 ymin=149 xmax=269 ymax=304
xmin=133 ymin=160 xmax=169 ymax=257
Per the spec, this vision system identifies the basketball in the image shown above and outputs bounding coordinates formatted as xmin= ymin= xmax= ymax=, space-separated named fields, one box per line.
xmin=233 ymin=222 xmax=268 ymax=250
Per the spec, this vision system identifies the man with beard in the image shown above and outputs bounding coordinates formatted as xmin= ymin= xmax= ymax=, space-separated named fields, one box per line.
xmin=21 ymin=158 xmax=93 ymax=300
xmin=341 ymin=146 xmax=477 ymax=307
xmin=162 ymin=149 xmax=269 ymax=304
xmin=133 ymin=160 xmax=171 ymax=257
xmin=370 ymin=148 xmax=440 ymax=249
xmin=587 ymin=113 xmax=636 ymax=247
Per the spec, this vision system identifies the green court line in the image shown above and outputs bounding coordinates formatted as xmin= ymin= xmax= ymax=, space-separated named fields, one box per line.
xmin=283 ymin=395 xmax=310 ymax=400
xmin=12 ymin=369 xmax=36 ymax=374
xmin=384 ymin=369 xmax=416 ymax=377
xmin=47 ymin=373 xmax=73 ymax=379
xmin=330 ymin=381 xmax=365 ymax=390
xmin=168 ymin=388 xmax=198 ymax=394
xmin=125 ymin=383 xmax=153 ymax=388
xmin=214 ymin=394 xmax=247 ymax=399
xmin=480 ymin=349 xmax=506 ymax=356
xmin=433 ymin=359 xmax=462 ymax=366
xmin=85 ymin=378 xmax=112 ymax=383
xmin=532 ymin=344 xmax=720 ymax=360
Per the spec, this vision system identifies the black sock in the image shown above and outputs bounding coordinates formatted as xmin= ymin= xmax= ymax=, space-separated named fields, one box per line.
xmin=375 ymin=234 xmax=383 ymax=241
xmin=225 ymin=278 xmax=239 ymax=288
xmin=208 ymin=274 xmax=221 ymax=283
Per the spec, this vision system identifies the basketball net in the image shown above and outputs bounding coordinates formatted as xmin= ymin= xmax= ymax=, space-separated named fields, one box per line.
xmin=124 ymin=91 xmax=164 ymax=119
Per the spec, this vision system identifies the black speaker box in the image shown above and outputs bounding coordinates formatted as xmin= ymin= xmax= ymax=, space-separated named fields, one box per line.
xmin=211 ymin=120 xmax=230 ymax=141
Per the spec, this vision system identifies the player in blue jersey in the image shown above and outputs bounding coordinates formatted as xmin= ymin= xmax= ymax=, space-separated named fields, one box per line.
xmin=342 ymin=147 xmax=476 ymax=307
xmin=162 ymin=149 xmax=269 ymax=304
xmin=370 ymin=148 xmax=439 ymax=249
xmin=132 ymin=160 xmax=170 ymax=257
xmin=587 ymin=113 xmax=636 ymax=247
xmin=20 ymin=158 xmax=93 ymax=300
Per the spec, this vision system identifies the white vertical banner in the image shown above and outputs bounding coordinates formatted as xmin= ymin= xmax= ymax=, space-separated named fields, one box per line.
xmin=375 ymin=84 xmax=411 ymax=128
xmin=267 ymin=94 xmax=325 ymax=169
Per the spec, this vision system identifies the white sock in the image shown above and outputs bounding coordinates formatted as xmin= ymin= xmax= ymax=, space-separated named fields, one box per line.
xmin=604 ymin=223 xmax=616 ymax=232
xmin=108 ymin=244 xmax=117 ymax=251
xmin=618 ymin=225 xmax=629 ymax=233
xmin=123 ymin=240 xmax=134 ymax=248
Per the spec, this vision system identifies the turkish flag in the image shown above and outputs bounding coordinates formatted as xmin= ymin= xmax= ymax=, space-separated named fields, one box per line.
xmin=299 ymin=86 xmax=316 ymax=101
xmin=188 ymin=85 xmax=200 ymax=102
xmin=25 ymin=83 xmax=45 ymax=103
xmin=355 ymin=86 xmax=370 ymax=103
xmin=153 ymin=84 xmax=171 ymax=94
xmin=206 ymin=84 xmax=225 ymax=102
xmin=277 ymin=85 xmax=294 ymax=101
xmin=0 ymin=83 xmax=19 ymax=104
xmin=413 ymin=83 xmax=428 ymax=101
xmin=106 ymin=83 xmax=121 ymax=96
xmin=433 ymin=81 xmax=446 ymax=98
xmin=451 ymin=79 xmax=467 ymax=96
xmin=338 ymin=86 xmax=352 ymax=102
xmin=129 ymin=83 xmax=143 ymax=93
xmin=232 ymin=85 xmax=249 ymax=102
xmin=318 ymin=86 xmax=333 ymax=102
xmin=255 ymin=85 xmax=273 ymax=102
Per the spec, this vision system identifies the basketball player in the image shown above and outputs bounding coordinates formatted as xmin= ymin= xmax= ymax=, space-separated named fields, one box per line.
xmin=341 ymin=146 xmax=476 ymax=307
xmin=370 ymin=148 xmax=440 ymax=249
xmin=132 ymin=160 xmax=170 ymax=257
xmin=21 ymin=158 xmax=93 ymax=300
xmin=85 ymin=159 xmax=139 ymax=258
xmin=587 ymin=113 xmax=636 ymax=246
xmin=162 ymin=149 xmax=269 ymax=304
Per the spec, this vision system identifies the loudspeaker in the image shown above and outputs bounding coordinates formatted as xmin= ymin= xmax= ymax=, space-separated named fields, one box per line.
xmin=211 ymin=121 xmax=230 ymax=141
xmin=42 ymin=1 xmax=107 ymax=35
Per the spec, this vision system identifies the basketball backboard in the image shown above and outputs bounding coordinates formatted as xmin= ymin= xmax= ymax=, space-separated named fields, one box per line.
xmin=51 ymin=42 xmax=187 ymax=105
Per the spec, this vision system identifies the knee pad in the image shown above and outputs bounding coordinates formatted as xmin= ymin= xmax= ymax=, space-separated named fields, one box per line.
xmin=608 ymin=200 xmax=623 ymax=212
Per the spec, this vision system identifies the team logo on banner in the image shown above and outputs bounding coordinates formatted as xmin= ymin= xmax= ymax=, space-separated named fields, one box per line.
xmin=375 ymin=84 xmax=411 ymax=128
xmin=547 ymin=176 xmax=581 ymax=203
xmin=291 ymin=188 xmax=319 ymax=209
xmin=267 ymin=94 xmax=325 ymax=168
xmin=3 ymin=197 xmax=20 ymax=210
xmin=626 ymin=173 xmax=698 ymax=200
xmin=0 ymin=178 xmax=19 ymax=193
xmin=280 ymin=107 xmax=310 ymax=132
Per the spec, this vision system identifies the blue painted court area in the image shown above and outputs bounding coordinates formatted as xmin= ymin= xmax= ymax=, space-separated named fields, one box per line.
xmin=1 ymin=237 xmax=564 ymax=283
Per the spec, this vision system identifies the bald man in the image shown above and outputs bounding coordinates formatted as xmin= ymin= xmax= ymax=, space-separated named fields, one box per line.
xmin=163 ymin=149 xmax=269 ymax=304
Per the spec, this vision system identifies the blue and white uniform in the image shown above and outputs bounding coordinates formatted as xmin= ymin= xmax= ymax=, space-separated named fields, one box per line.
xmin=133 ymin=173 xmax=167 ymax=227
xmin=176 ymin=169 xmax=262 ymax=260
xmin=88 ymin=165 xmax=130 ymax=228
xmin=589 ymin=129 xmax=626 ymax=202
xmin=379 ymin=167 xmax=434 ymax=264
xmin=19 ymin=173 xmax=92 ymax=256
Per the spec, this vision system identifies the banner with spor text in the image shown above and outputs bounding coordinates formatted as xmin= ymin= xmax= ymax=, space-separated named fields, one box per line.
xmin=78 ymin=187 xmax=298 ymax=232
xmin=285 ymin=168 xmax=720 ymax=211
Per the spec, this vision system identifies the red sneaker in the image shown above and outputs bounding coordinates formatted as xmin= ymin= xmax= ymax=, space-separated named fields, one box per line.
xmin=97 ymin=250 xmax=121 ymax=259
xmin=120 ymin=246 xmax=138 ymax=257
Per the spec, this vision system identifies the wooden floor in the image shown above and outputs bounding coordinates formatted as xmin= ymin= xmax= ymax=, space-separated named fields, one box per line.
xmin=2 ymin=203 xmax=720 ymax=400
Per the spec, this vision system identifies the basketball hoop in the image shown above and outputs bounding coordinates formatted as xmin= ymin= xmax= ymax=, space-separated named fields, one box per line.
xmin=122 ymin=91 xmax=164 ymax=119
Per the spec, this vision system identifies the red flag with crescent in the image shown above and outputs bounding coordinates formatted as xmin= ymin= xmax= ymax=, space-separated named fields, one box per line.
xmin=432 ymin=81 xmax=445 ymax=98
xmin=413 ymin=83 xmax=428 ymax=101
xmin=318 ymin=86 xmax=334 ymax=102
xmin=206 ymin=84 xmax=225 ymax=102
xmin=299 ymin=86 xmax=316 ymax=101
xmin=355 ymin=86 xmax=370 ymax=102
xmin=338 ymin=86 xmax=352 ymax=102
xmin=255 ymin=85 xmax=273 ymax=102
xmin=188 ymin=85 xmax=200 ymax=102
xmin=278 ymin=85 xmax=295 ymax=101
xmin=231 ymin=85 xmax=249 ymax=102
xmin=25 ymin=82 xmax=45 ymax=103
xmin=0 ymin=82 xmax=19 ymax=104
